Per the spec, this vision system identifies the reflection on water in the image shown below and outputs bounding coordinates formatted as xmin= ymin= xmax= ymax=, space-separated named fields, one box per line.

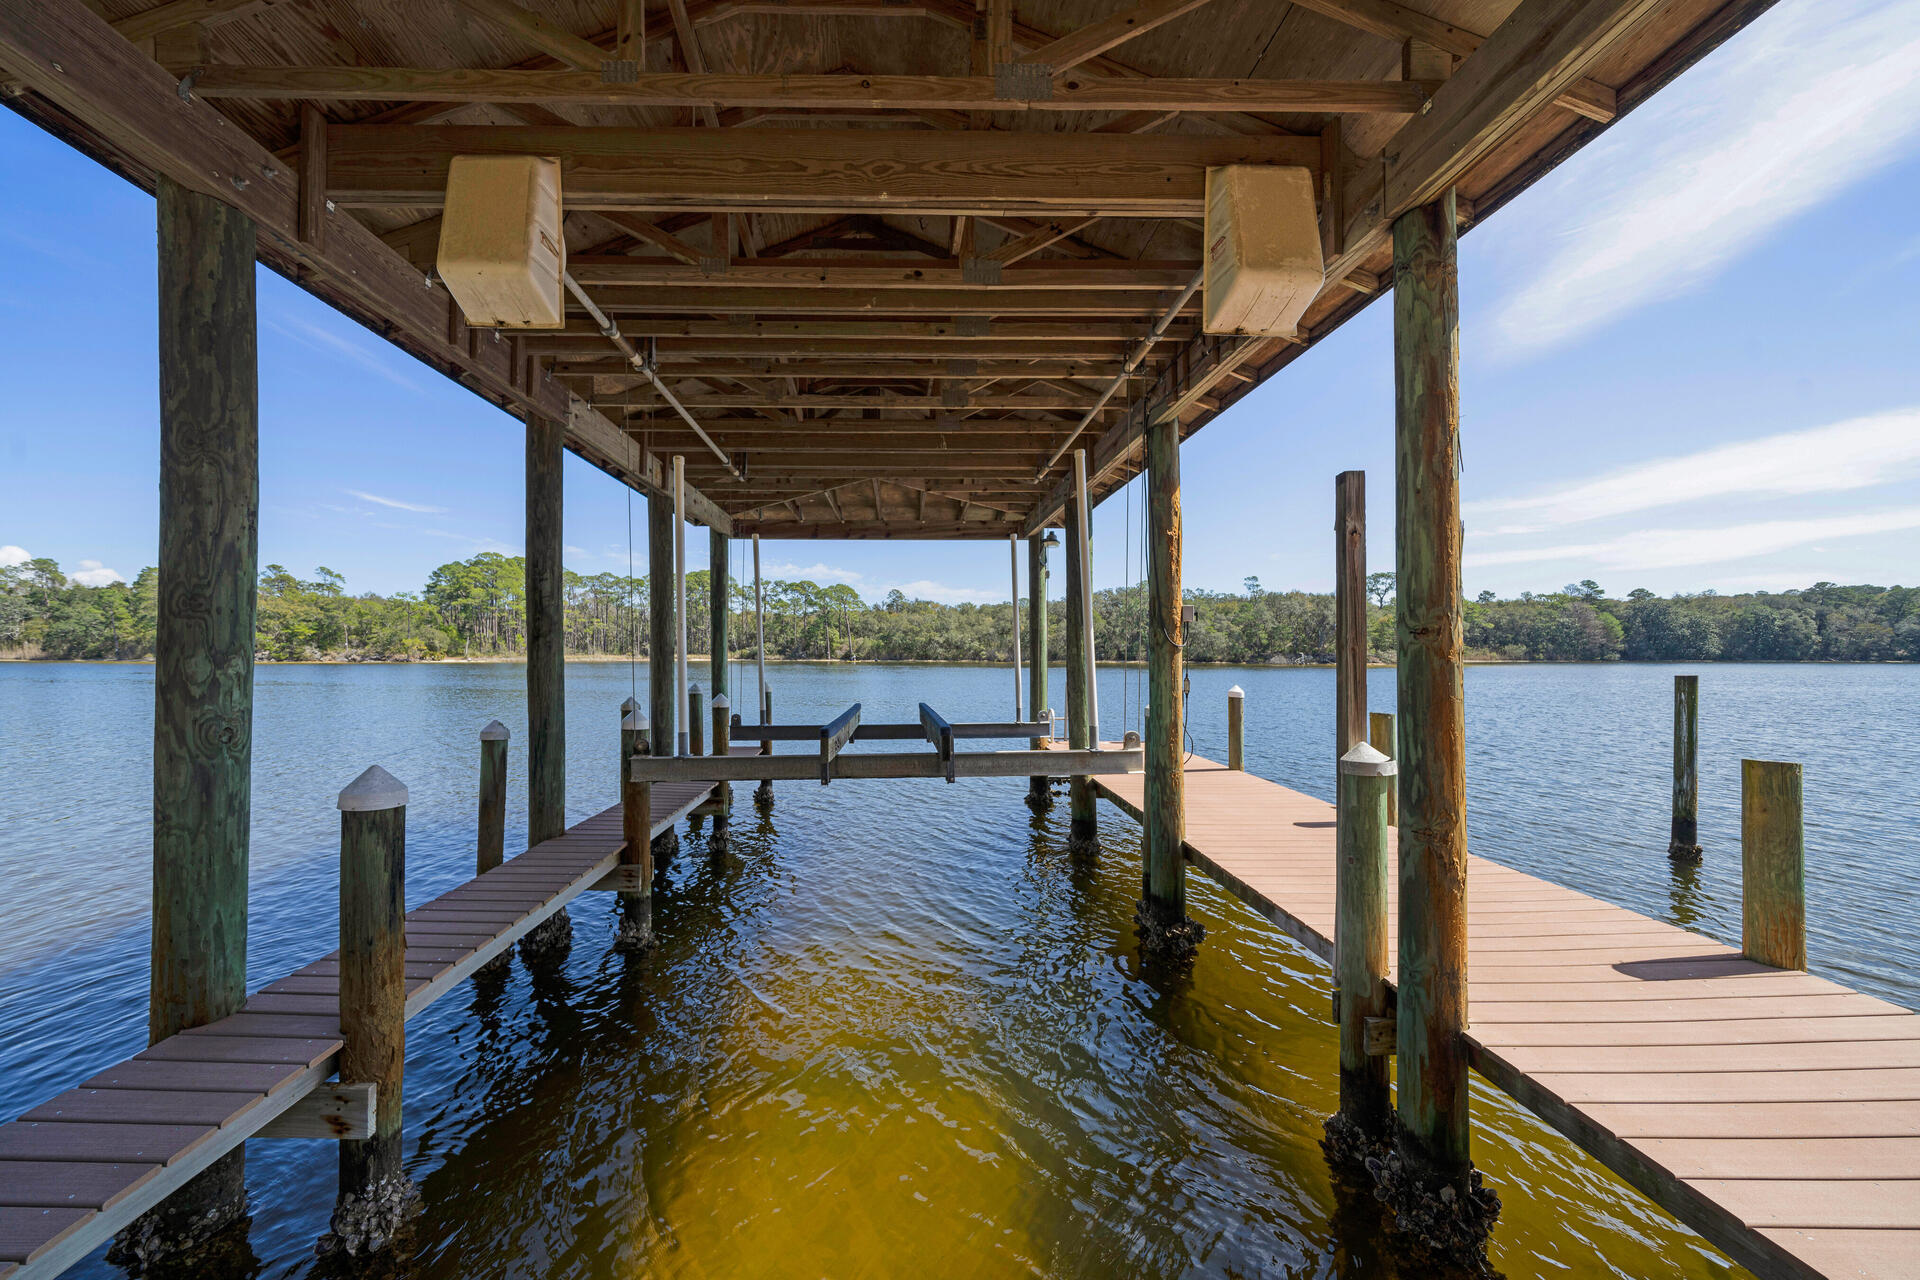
xmin=7 ymin=659 xmax=1910 ymax=1279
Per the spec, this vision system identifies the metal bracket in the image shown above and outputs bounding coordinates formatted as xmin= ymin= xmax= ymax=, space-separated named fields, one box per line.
xmin=956 ymin=317 xmax=990 ymax=337
xmin=600 ymin=59 xmax=639 ymax=83
xmin=994 ymin=62 xmax=1054 ymax=100
xmin=961 ymin=256 xmax=1003 ymax=286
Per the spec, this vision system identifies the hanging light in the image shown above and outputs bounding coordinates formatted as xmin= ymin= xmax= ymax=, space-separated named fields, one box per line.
xmin=1042 ymin=531 xmax=1061 ymax=550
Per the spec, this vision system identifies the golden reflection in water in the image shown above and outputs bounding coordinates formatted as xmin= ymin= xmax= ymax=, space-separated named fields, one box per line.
xmin=387 ymin=793 xmax=1751 ymax=1280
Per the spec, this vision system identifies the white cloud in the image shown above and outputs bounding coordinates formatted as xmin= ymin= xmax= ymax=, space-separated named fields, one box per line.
xmin=347 ymin=489 xmax=446 ymax=514
xmin=1466 ymin=408 xmax=1920 ymax=529
xmin=1466 ymin=507 xmax=1920 ymax=572
xmin=0 ymin=545 xmax=27 ymax=568
xmin=265 ymin=315 xmax=424 ymax=392
xmin=765 ymin=560 xmax=865 ymax=586
xmin=70 ymin=559 xmax=125 ymax=587
xmin=1491 ymin=0 xmax=1920 ymax=357
xmin=880 ymin=579 xmax=1000 ymax=605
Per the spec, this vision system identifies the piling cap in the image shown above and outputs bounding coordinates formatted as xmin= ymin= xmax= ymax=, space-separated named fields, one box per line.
xmin=1338 ymin=742 xmax=1397 ymax=777
xmin=338 ymin=764 xmax=409 ymax=811
xmin=622 ymin=708 xmax=649 ymax=731
xmin=620 ymin=695 xmax=640 ymax=714
xmin=690 ymin=682 xmax=703 ymax=696
xmin=479 ymin=719 xmax=509 ymax=741
xmin=1227 ymin=685 xmax=1245 ymax=699
xmin=712 ymin=693 xmax=730 ymax=709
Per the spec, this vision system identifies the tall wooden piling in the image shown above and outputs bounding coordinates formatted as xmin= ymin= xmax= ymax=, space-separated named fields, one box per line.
xmin=689 ymin=683 xmax=706 ymax=757
xmin=1227 ymin=687 xmax=1244 ymax=771
xmin=648 ymin=492 xmax=677 ymax=763
xmin=525 ymin=416 xmax=566 ymax=847
xmin=1392 ymin=190 xmax=1473 ymax=1197
xmin=1741 ymin=759 xmax=1806 ymax=970
xmin=755 ymin=689 xmax=774 ymax=809
xmin=618 ymin=710 xmax=653 ymax=949
xmin=710 ymin=693 xmax=732 ymax=830
xmin=1336 ymin=742 xmax=1394 ymax=1133
xmin=477 ymin=721 xmax=508 ymax=875
xmin=1027 ymin=532 xmax=1051 ymax=809
xmin=710 ymin=529 xmax=730 ymax=705
xmin=1140 ymin=412 xmax=1191 ymax=942
xmin=331 ymin=766 xmax=414 ymax=1254
xmin=1670 ymin=675 xmax=1702 ymax=859
xmin=1335 ymin=470 xmax=1368 ymax=806
xmin=1369 ymin=712 xmax=1397 ymax=827
xmin=129 ymin=176 xmax=260 ymax=1263
xmin=1063 ymin=476 xmax=1096 ymax=851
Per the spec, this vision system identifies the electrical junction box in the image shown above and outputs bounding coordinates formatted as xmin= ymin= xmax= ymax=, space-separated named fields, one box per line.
xmin=436 ymin=154 xmax=566 ymax=329
xmin=1202 ymin=165 xmax=1324 ymax=338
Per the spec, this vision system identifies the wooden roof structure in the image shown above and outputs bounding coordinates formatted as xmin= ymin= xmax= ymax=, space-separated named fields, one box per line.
xmin=3 ymin=0 xmax=1773 ymax=539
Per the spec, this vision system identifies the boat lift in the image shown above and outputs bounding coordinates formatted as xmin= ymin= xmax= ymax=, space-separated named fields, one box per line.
xmin=629 ymin=703 xmax=1141 ymax=787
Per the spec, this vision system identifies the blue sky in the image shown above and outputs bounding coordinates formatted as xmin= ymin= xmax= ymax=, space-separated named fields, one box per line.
xmin=4 ymin=0 xmax=1918 ymax=605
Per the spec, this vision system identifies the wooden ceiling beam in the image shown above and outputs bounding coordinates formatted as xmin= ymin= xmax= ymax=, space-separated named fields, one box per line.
xmin=523 ymin=316 xmax=1186 ymax=339
xmin=566 ymin=360 xmax=1137 ymax=379
xmin=1016 ymin=0 xmax=1224 ymax=75
xmin=194 ymin=67 xmax=1432 ymax=115
xmin=734 ymin=521 xmax=1021 ymax=541
xmin=524 ymin=337 xmax=1164 ymax=359
xmin=320 ymin=125 xmax=1318 ymax=216
xmin=445 ymin=0 xmax=609 ymax=70
xmin=565 ymin=288 xmax=1197 ymax=315
xmin=591 ymin=212 xmax=706 ymax=265
xmin=567 ymin=257 xmax=1200 ymax=289
xmin=1285 ymin=0 xmax=1618 ymax=122
xmin=611 ymin=391 xmax=1105 ymax=409
xmin=111 ymin=0 xmax=290 ymax=42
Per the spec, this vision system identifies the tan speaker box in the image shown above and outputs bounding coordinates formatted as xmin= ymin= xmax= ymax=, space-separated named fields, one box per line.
xmin=437 ymin=154 xmax=566 ymax=329
xmin=1202 ymin=165 xmax=1324 ymax=338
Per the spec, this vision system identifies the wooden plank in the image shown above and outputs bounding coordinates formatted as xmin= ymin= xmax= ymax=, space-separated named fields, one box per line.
xmin=19 ymin=1091 xmax=261 ymax=1130
xmin=255 ymin=1084 xmax=374 ymax=1140
xmin=193 ymin=67 xmax=1430 ymax=116
xmin=76 ymin=1060 xmax=301 ymax=1094
xmin=0 ymin=1125 xmax=210 ymax=1167
xmin=819 ymin=703 xmax=862 ymax=783
xmin=0 ymin=1208 xmax=89 ymax=1267
xmin=320 ymin=125 xmax=1319 ymax=215
xmin=567 ymin=257 xmax=1199 ymax=289
xmin=0 ymin=1162 xmax=159 ymax=1211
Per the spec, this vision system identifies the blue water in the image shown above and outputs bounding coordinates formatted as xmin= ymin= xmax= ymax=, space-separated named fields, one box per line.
xmin=1 ymin=659 xmax=1912 ymax=1278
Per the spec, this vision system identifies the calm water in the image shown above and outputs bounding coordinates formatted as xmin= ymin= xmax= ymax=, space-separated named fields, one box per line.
xmin=2 ymin=659 xmax=1914 ymax=1279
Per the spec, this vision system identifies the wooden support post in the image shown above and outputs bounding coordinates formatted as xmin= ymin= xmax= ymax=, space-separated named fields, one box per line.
xmin=710 ymin=527 xmax=730 ymax=705
xmin=521 ymin=414 xmax=571 ymax=961
xmin=525 ymin=416 xmax=566 ymax=846
xmin=648 ymin=491 xmax=677 ymax=766
xmin=477 ymin=720 xmax=508 ymax=874
xmin=688 ymin=683 xmax=706 ymax=757
xmin=1076 ymin=450 xmax=1100 ymax=747
xmin=1139 ymin=410 xmax=1194 ymax=947
xmin=617 ymin=709 xmax=653 ymax=949
xmin=1335 ymin=469 xmax=1367 ymax=805
xmin=1369 ymin=711 xmax=1397 ymax=827
xmin=328 ymin=766 xmax=416 ymax=1256
xmin=674 ymin=455 xmax=690 ymax=757
xmin=129 ymin=176 xmax=259 ymax=1264
xmin=1063 ymin=470 xmax=1097 ymax=852
xmin=1335 ymin=742 xmax=1394 ymax=1136
xmin=1390 ymin=189 xmax=1481 ymax=1233
xmin=709 ymin=692 xmax=732 ymax=836
xmin=1009 ymin=534 xmax=1024 ymax=721
xmin=1742 ymin=759 xmax=1805 ymax=970
xmin=1026 ymin=531 xmax=1051 ymax=810
xmin=1669 ymin=674 xmax=1702 ymax=860
xmin=1227 ymin=686 xmax=1244 ymax=771
xmin=755 ymin=687 xmax=774 ymax=809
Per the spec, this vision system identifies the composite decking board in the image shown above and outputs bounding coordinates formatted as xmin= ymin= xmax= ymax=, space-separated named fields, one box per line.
xmin=0 ymin=779 xmax=722 ymax=1280
xmin=1091 ymin=757 xmax=1920 ymax=1280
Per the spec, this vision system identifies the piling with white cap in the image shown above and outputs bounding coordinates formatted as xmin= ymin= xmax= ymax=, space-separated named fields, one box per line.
xmin=617 ymin=708 xmax=653 ymax=949
xmin=1227 ymin=686 xmax=1245 ymax=771
xmin=1333 ymin=741 xmax=1395 ymax=1136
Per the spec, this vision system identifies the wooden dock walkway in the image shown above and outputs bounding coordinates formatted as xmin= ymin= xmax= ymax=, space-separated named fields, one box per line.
xmin=0 ymin=778 xmax=721 ymax=1279
xmin=1095 ymin=759 xmax=1920 ymax=1280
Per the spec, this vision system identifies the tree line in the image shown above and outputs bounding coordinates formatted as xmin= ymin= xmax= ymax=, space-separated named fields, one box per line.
xmin=4 ymin=553 xmax=1915 ymax=664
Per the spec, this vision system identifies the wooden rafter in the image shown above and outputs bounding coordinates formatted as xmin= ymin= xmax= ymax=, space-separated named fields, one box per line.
xmin=1016 ymin=0 xmax=1223 ymax=74
xmin=191 ymin=67 xmax=1434 ymax=115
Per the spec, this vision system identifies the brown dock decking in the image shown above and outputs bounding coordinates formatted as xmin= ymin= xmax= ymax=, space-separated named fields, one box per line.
xmin=0 ymin=778 xmax=721 ymax=1279
xmin=1095 ymin=759 xmax=1920 ymax=1280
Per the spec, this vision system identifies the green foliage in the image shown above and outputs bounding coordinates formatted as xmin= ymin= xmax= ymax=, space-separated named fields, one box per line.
xmin=3 ymin=554 xmax=1915 ymax=664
